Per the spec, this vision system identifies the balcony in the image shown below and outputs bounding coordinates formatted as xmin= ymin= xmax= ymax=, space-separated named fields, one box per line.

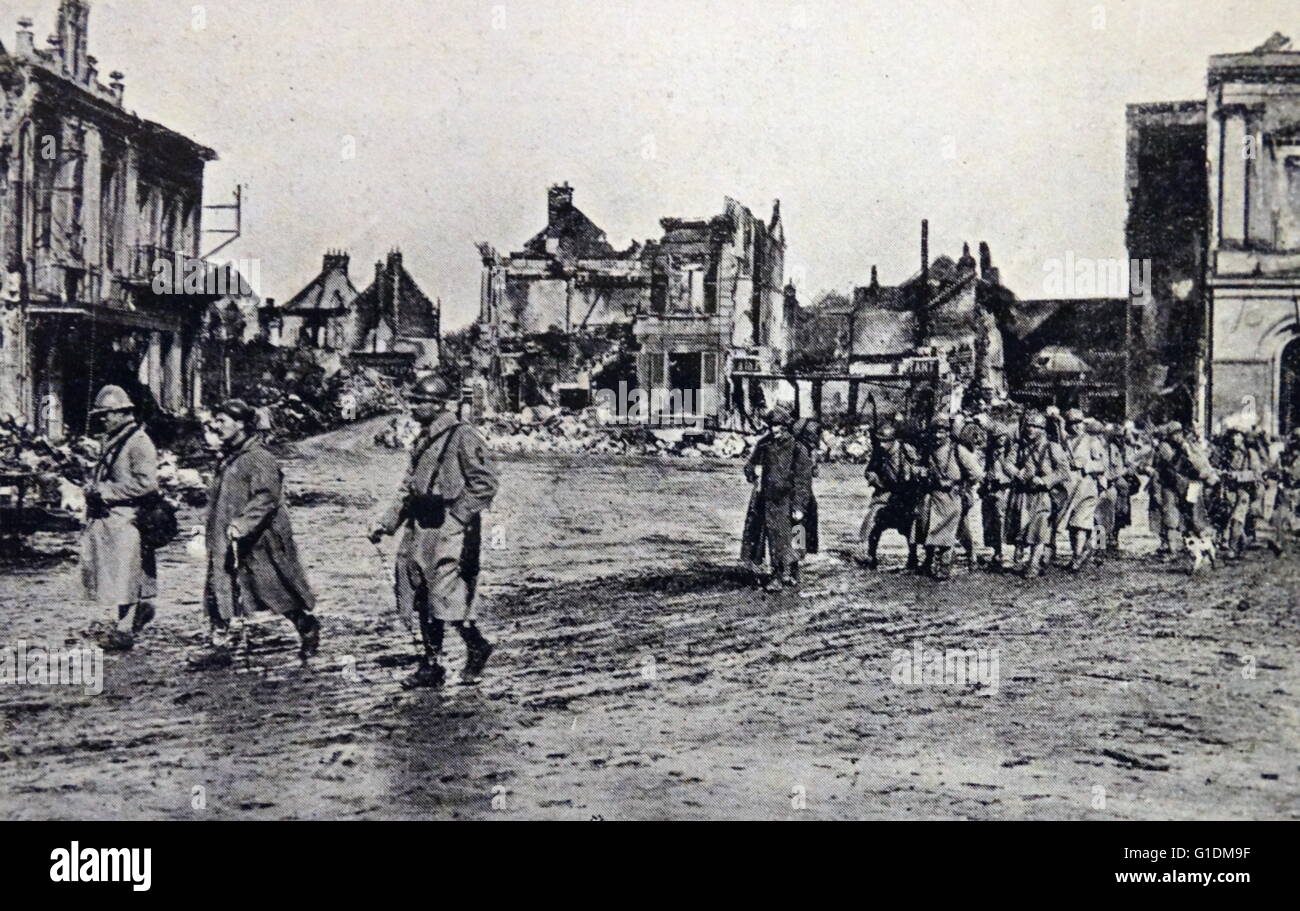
xmin=124 ymin=245 xmax=222 ymax=297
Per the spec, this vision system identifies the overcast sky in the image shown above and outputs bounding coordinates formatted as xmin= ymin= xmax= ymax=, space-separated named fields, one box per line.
xmin=14 ymin=0 xmax=1297 ymax=326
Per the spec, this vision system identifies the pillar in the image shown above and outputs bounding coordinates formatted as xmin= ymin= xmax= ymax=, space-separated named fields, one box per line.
xmin=163 ymin=330 xmax=183 ymax=412
xmin=1220 ymin=110 xmax=1248 ymax=245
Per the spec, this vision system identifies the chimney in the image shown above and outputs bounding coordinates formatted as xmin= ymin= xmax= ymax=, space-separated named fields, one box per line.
xmin=108 ymin=70 xmax=125 ymax=105
xmin=869 ymin=265 xmax=879 ymax=291
xmin=548 ymin=183 xmax=574 ymax=224
xmin=958 ymin=242 xmax=976 ymax=274
xmin=323 ymin=250 xmax=350 ymax=274
xmin=387 ymin=249 xmax=403 ymax=270
xmin=16 ymin=18 xmax=35 ymax=57
xmin=978 ymin=242 xmax=999 ymax=285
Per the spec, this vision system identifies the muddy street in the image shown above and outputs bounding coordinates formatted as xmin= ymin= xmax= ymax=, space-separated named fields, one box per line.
xmin=1 ymin=419 xmax=1296 ymax=820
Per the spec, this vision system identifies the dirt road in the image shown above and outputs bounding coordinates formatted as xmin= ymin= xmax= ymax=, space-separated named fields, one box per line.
xmin=1 ymin=418 xmax=1296 ymax=819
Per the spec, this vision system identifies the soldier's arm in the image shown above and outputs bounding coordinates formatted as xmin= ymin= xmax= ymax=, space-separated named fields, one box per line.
xmin=96 ymin=433 xmax=159 ymax=503
xmin=450 ymin=428 xmax=499 ymax=525
xmin=959 ymin=444 xmax=985 ymax=486
xmin=229 ymin=451 xmax=283 ymax=539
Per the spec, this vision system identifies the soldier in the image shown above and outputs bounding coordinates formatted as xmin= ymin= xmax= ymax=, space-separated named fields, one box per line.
xmin=980 ymin=423 xmax=1016 ymax=572
xmin=954 ymin=414 xmax=988 ymax=570
xmin=81 ymin=385 xmax=159 ymax=652
xmin=1164 ymin=422 xmax=1219 ymax=568
xmin=1094 ymin=422 xmax=1129 ymax=558
xmin=1213 ymin=428 xmax=1256 ymax=559
xmin=1011 ymin=412 xmax=1071 ymax=578
xmin=199 ymin=399 xmax=320 ymax=665
xmin=915 ymin=418 xmax=984 ymax=581
xmin=1060 ymin=409 xmax=1108 ymax=571
xmin=742 ymin=403 xmax=813 ymax=593
xmin=1247 ymin=431 xmax=1284 ymax=557
xmin=1151 ymin=422 xmax=1187 ymax=559
xmin=857 ymin=421 xmax=922 ymax=571
xmin=370 ymin=376 xmax=500 ymax=688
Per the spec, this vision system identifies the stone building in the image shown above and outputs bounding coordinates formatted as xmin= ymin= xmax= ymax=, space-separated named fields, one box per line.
xmin=1128 ymin=33 xmax=1300 ymax=434
xmin=476 ymin=183 xmax=793 ymax=426
xmin=0 ymin=1 xmax=219 ymax=438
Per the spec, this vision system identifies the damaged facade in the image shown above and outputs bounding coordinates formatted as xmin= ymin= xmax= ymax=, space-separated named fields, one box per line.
xmin=0 ymin=1 xmax=219 ymax=439
xmin=1128 ymin=33 xmax=1300 ymax=434
xmin=849 ymin=224 xmax=1014 ymax=415
xmin=476 ymin=183 xmax=793 ymax=427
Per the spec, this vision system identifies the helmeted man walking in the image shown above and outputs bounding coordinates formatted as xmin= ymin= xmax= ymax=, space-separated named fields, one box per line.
xmin=1011 ymin=412 xmax=1071 ymax=578
xmin=370 ymin=376 xmax=499 ymax=688
xmin=1061 ymin=408 xmax=1107 ymax=571
xmin=742 ymin=403 xmax=813 ymax=593
xmin=857 ymin=421 xmax=922 ymax=571
xmin=81 ymin=385 xmax=159 ymax=652
xmin=916 ymin=417 xmax=984 ymax=581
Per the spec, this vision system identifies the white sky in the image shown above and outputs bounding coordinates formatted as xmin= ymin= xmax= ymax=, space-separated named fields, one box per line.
xmin=12 ymin=0 xmax=1297 ymax=326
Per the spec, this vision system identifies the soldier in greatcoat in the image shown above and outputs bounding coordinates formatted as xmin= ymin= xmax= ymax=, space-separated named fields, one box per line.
xmin=857 ymin=422 xmax=922 ymax=571
xmin=370 ymin=377 xmax=499 ymax=688
xmin=199 ymin=399 xmax=320 ymax=665
xmin=81 ymin=385 xmax=159 ymax=652
xmin=742 ymin=403 xmax=813 ymax=593
xmin=1060 ymin=409 xmax=1108 ymax=571
xmin=915 ymin=418 xmax=984 ymax=581
xmin=1011 ymin=412 xmax=1071 ymax=578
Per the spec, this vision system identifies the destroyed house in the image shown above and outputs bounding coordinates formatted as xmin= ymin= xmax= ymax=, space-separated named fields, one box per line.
xmin=348 ymin=250 xmax=440 ymax=372
xmin=851 ymin=227 xmax=1013 ymax=405
xmin=476 ymin=184 xmax=793 ymax=426
xmin=1 ymin=1 xmax=222 ymax=439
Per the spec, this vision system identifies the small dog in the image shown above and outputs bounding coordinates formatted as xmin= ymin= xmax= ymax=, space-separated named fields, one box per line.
xmin=1185 ymin=534 xmax=1217 ymax=574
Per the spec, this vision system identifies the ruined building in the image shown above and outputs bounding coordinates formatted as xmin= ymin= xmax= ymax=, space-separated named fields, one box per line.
xmin=0 ymin=1 xmax=222 ymax=438
xmin=850 ymin=224 xmax=1014 ymax=413
xmin=1128 ymin=33 xmax=1300 ymax=434
xmin=476 ymin=184 xmax=793 ymax=426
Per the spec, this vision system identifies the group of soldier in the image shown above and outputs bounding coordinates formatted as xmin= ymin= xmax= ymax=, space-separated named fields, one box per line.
xmin=78 ymin=376 xmax=498 ymax=690
xmin=740 ymin=401 xmax=1300 ymax=588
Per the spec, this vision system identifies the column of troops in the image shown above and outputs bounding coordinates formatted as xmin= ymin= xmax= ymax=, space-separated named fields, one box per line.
xmin=741 ymin=403 xmax=1300 ymax=587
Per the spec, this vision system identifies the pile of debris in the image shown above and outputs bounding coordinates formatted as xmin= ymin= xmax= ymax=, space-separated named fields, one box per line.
xmin=373 ymin=407 xmax=881 ymax=464
xmin=234 ymin=355 xmax=404 ymax=444
xmin=0 ymin=417 xmax=209 ymax=523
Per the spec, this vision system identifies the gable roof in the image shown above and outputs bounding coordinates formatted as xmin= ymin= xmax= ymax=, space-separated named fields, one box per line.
xmin=353 ymin=252 xmax=439 ymax=340
xmin=282 ymin=255 xmax=358 ymax=315
xmin=521 ymin=204 xmax=615 ymax=258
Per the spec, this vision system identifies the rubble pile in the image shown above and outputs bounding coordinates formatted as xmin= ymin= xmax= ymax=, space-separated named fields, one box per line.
xmin=0 ymin=417 xmax=209 ymax=519
xmin=373 ymin=408 xmax=881 ymax=464
xmin=237 ymin=359 xmax=403 ymax=444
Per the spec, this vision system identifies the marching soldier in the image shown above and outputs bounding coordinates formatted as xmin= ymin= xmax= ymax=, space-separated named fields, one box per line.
xmin=1247 ymin=431 xmax=1284 ymax=557
xmin=857 ymin=422 xmax=922 ymax=571
xmin=1061 ymin=409 xmax=1107 ymax=571
xmin=742 ymin=403 xmax=813 ymax=593
xmin=980 ymin=422 xmax=1016 ymax=572
xmin=1011 ymin=412 xmax=1071 ymax=578
xmin=916 ymin=418 xmax=984 ymax=581
xmin=1214 ymin=428 xmax=1256 ymax=559
xmin=81 ymin=385 xmax=159 ymax=652
xmin=1164 ymin=422 xmax=1219 ymax=566
xmin=370 ymin=376 xmax=500 ymax=688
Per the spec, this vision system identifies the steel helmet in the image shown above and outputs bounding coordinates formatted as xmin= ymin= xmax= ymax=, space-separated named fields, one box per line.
xmin=407 ymin=375 xmax=456 ymax=404
xmin=90 ymin=385 xmax=134 ymax=414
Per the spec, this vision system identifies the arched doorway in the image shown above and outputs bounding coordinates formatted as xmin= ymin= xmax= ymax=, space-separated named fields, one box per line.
xmin=1281 ymin=336 xmax=1300 ymax=436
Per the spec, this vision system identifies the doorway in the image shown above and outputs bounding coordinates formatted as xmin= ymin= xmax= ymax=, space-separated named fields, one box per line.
xmin=1281 ymin=336 xmax=1300 ymax=436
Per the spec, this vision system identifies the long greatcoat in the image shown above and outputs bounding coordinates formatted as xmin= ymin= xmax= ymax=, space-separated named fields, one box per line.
xmin=1012 ymin=439 xmax=1071 ymax=547
xmin=917 ymin=442 xmax=984 ymax=549
xmin=81 ymin=423 xmax=159 ymax=607
xmin=741 ymin=430 xmax=813 ymax=574
xmin=1062 ymin=431 xmax=1107 ymax=532
xmin=204 ymin=435 xmax=315 ymax=624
